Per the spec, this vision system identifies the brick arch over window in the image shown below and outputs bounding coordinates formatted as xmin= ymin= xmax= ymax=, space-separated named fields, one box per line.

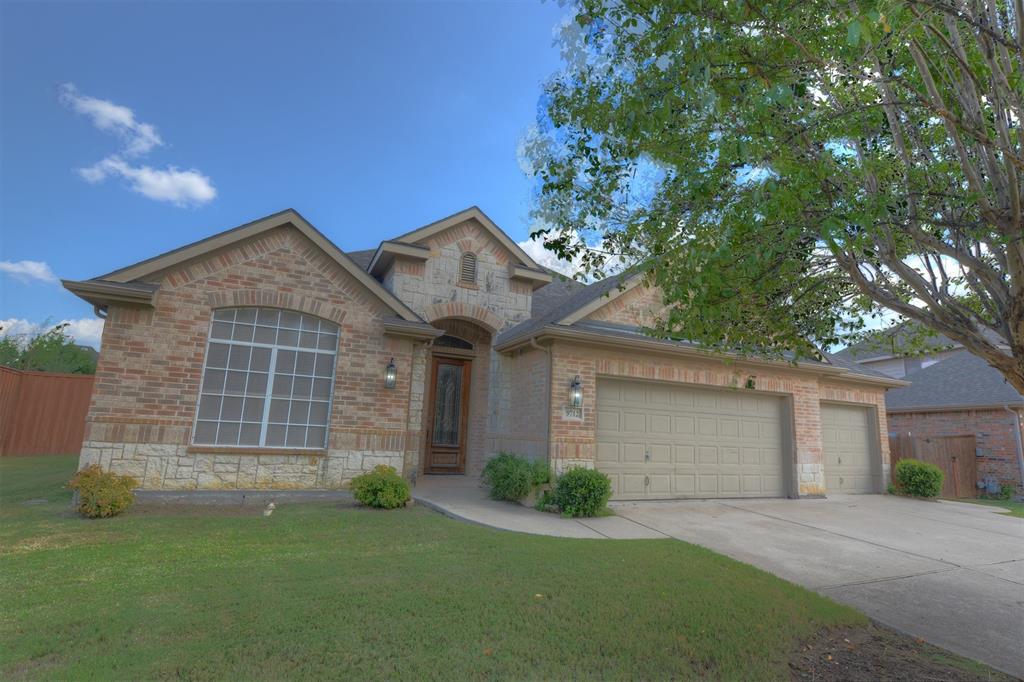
xmin=206 ymin=289 xmax=348 ymax=326
xmin=424 ymin=302 xmax=503 ymax=334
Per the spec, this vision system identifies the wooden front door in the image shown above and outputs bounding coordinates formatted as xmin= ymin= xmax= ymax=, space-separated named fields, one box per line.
xmin=424 ymin=356 xmax=471 ymax=474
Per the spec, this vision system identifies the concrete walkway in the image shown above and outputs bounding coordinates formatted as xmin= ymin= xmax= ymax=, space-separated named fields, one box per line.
xmin=412 ymin=476 xmax=666 ymax=539
xmin=612 ymin=495 xmax=1024 ymax=678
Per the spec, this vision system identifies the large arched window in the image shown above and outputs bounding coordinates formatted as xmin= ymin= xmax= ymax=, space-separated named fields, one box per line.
xmin=193 ymin=308 xmax=339 ymax=449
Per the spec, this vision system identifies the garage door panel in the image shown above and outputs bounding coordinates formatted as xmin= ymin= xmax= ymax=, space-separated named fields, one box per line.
xmin=597 ymin=379 xmax=787 ymax=500
xmin=821 ymin=403 xmax=875 ymax=493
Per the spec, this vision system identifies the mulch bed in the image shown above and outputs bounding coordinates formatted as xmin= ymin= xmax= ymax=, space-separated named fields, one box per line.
xmin=790 ymin=624 xmax=1016 ymax=681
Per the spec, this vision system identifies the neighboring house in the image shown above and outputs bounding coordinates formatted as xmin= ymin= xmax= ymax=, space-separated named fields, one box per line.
xmin=885 ymin=351 xmax=1024 ymax=492
xmin=835 ymin=328 xmax=1024 ymax=492
xmin=63 ymin=207 xmax=901 ymax=499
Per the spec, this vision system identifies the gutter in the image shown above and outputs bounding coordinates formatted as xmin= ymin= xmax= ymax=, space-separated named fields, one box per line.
xmin=1003 ymin=405 xmax=1024 ymax=488
xmin=497 ymin=324 xmax=907 ymax=388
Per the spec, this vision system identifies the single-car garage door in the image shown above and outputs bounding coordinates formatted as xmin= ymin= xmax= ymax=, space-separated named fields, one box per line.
xmin=596 ymin=378 xmax=787 ymax=500
xmin=821 ymin=403 xmax=877 ymax=493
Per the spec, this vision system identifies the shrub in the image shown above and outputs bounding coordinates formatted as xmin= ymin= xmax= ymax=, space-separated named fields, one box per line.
xmin=350 ymin=465 xmax=410 ymax=509
xmin=893 ymin=459 xmax=944 ymax=498
xmin=553 ymin=467 xmax=612 ymax=517
xmin=67 ymin=465 xmax=138 ymax=518
xmin=482 ymin=453 xmax=547 ymax=501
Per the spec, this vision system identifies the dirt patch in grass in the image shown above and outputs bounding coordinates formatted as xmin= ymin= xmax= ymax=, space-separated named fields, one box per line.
xmin=790 ymin=624 xmax=1013 ymax=681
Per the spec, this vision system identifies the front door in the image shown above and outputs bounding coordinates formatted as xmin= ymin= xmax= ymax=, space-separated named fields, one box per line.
xmin=424 ymin=356 xmax=471 ymax=474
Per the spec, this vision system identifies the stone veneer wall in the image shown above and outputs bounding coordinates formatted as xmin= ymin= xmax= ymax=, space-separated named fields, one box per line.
xmin=80 ymin=225 xmax=422 ymax=490
xmin=887 ymin=408 xmax=1024 ymax=491
xmin=545 ymin=340 xmax=891 ymax=497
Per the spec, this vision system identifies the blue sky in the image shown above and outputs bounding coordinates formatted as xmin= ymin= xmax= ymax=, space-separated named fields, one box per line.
xmin=0 ymin=1 xmax=568 ymax=347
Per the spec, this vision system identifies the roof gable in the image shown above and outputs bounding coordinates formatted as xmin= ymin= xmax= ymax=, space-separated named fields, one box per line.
xmin=392 ymin=206 xmax=544 ymax=272
xmin=66 ymin=209 xmax=423 ymax=323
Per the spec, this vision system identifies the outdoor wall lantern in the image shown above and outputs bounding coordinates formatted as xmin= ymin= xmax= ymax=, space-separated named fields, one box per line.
xmin=384 ymin=358 xmax=397 ymax=389
xmin=745 ymin=375 xmax=757 ymax=390
xmin=569 ymin=374 xmax=583 ymax=408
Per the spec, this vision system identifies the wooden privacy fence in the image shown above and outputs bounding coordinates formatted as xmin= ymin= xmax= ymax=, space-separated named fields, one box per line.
xmin=0 ymin=367 xmax=94 ymax=456
xmin=888 ymin=433 xmax=977 ymax=498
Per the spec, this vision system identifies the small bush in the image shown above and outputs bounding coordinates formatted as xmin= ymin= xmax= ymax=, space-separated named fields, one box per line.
xmin=886 ymin=483 xmax=896 ymax=495
xmin=553 ymin=467 xmax=612 ymax=517
xmin=67 ymin=465 xmax=138 ymax=518
xmin=893 ymin=459 xmax=944 ymax=498
xmin=351 ymin=465 xmax=410 ymax=509
xmin=483 ymin=453 xmax=548 ymax=501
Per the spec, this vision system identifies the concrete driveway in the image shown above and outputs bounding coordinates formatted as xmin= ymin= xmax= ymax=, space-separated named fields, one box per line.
xmin=611 ymin=494 xmax=1024 ymax=677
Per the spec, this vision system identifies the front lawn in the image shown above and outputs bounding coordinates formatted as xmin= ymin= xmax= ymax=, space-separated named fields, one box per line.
xmin=951 ymin=497 xmax=1024 ymax=518
xmin=0 ymin=456 xmax=1006 ymax=680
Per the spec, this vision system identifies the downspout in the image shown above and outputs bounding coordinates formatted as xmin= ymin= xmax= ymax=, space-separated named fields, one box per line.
xmin=1003 ymin=405 xmax=1024 ymax=491
xmin=529 ymin=337 xmax=552 ymax=469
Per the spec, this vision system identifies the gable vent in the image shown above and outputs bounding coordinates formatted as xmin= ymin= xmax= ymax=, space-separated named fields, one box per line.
xmin=459 ymin=252 xmax=477 ymax=284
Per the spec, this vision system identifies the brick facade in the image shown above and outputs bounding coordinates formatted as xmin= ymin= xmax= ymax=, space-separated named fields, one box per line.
xmin=81 ymin=226 xmax=422 ymax=489
xmin=887 ymin=409 xmax=1024 ymax=491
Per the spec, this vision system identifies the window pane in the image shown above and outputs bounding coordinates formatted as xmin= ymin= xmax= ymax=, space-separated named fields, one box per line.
xmin=204 ymin=369 xmax=226 ymax=393
xmin=198 ymin=395 xmax=222 ymax=420
xmin=299 ymin=331 xmax=318 ymax=349
xmin=231 ymin=323 xmax=255 ymax=342
xmin=250 ymin=347 xmax=271 ymax=371
xmin=280 ymin=311 xmax=301 ymax=329
xmin=211 ymin=321 xmax=233 ymax=340
xmin=314 ymin=354 xmax=334 ymax=377
xmin=239 ymin=423 xmax=262 ymax=446
xmin=228 ymin=345 xmax=251 ymax=370
xmin=271 ymin=374 xmax=292 ymax=397
xmin=246 ymin=372 xmax=268 ymax=396
xmin=266 ymin=424 xmax=286 ymax=446
xmin=254 ymin=326 xmax=276 ymax=344
xmin=309 ymin=401 xmax=329 ymax=425
xmin=225 ymin=371 xmax=248 ymax=395
xmin=256 ymin=309 xmax=279 ymax=325
xmin=306 ymin=426 xmax=326 ymax=448
xmin=217 ymin=422 xmax=240 ymax=445
xmin=300 ymin=315 xmax=319 ymax=332
xmin=221 ymin=396 xmax=243 ymax=421
xmin=269 ymin=399 xmax=290 ymax=423
xmin=295 ymin=352 xmax=315 ymax=376
xmin=290 ymin=400 xmax=310 ymax=424
xmin=317 ymin=333 xmax=337 ymax=350
xmin=194 ymin=421 xmax=218 ymax=443
xmin=312 ymin=378 xmax=332 ymax=400
xmin=206 ymin=343 xmax=229 ymax=368
xmin=286 ymin=426 xmax=307 ymax=447
xmin=277 ymin=329 xmax=299 ymax=347
xmin=213 ymin=309 xmax=236 ymax=322
xmin=243 ymin=397 xmax=264 ymax=421
xmin=320 ymin=320 xmax=339 ymax=335
xmin=276 ymin=350 xmax=296 ymax=374
xmin=292 ymin=375 xmax=312 ymax=399
xmin=236 ymin=308 xmax=257 ymax=324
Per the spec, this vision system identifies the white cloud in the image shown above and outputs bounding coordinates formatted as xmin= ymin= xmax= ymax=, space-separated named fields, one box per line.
xmin=0 ymin=317 xmax=104 ymax=349
xmin=0 ymin=260 xmax=58 ymax=284
xmin=517 ymin=236 xmax=582 ymax=278
xmin=60 ymin=83 xmax=216 ymax=206
xmin=79 ymin=157 xmax=216 ymax=207
xmin=59 ymin=83 xmax=162 ymax=157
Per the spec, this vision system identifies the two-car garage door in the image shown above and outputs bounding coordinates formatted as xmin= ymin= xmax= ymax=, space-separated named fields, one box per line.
xmin=596 ymin=378 xmax=787 ymax=500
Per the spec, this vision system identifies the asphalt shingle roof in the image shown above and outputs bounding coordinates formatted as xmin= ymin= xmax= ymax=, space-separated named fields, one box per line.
xmin=885 ymin=350 xmax=1023 ymax=410
xmin=833 ymin=322 xmax=1006 ymax=362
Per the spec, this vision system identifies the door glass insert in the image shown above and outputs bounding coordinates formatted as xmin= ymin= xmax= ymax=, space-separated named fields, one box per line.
xmin=432 ymin=363 xmax=463 ymax=447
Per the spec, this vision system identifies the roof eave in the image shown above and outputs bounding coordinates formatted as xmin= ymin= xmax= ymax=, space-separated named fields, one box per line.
xmin=382 ymin=319 xmax=444 ymax=341
xmin=367 ymin=241 xmax=431 ymax=278
xmin=887 ymin=401 xmax=1024 ymax=413
xmin=62 ymin=279 xmax=157 ymax=310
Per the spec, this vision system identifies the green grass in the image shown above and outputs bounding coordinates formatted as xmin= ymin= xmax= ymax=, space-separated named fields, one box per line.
xmin=951 ymin=497 xmax=1024 ymax=518
xmin=0 ymin=456 xmax=867 ymax=680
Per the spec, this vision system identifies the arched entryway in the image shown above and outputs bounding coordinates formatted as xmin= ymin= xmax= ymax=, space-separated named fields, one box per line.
xmin=422 ymin=318 xmax=493 ymax=475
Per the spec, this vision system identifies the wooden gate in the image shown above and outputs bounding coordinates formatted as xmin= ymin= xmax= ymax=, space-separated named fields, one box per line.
xmin=0 ymin=367 xmax=94 ymax=456
xmin=888 ymin=433 xmax=977 ymax=498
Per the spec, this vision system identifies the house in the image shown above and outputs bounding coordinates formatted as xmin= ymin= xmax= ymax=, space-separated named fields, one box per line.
xmin=835 ymin=327 xmax=1024 ymax=492
xmin=63 ymin=207 xmax=902 ymax=499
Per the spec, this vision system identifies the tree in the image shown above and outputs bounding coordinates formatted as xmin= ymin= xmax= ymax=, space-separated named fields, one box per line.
xmin=0 ymin=323 xmax=97 ymax=374
xmin=526 ymin=0 xmax=1024 ymax=392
